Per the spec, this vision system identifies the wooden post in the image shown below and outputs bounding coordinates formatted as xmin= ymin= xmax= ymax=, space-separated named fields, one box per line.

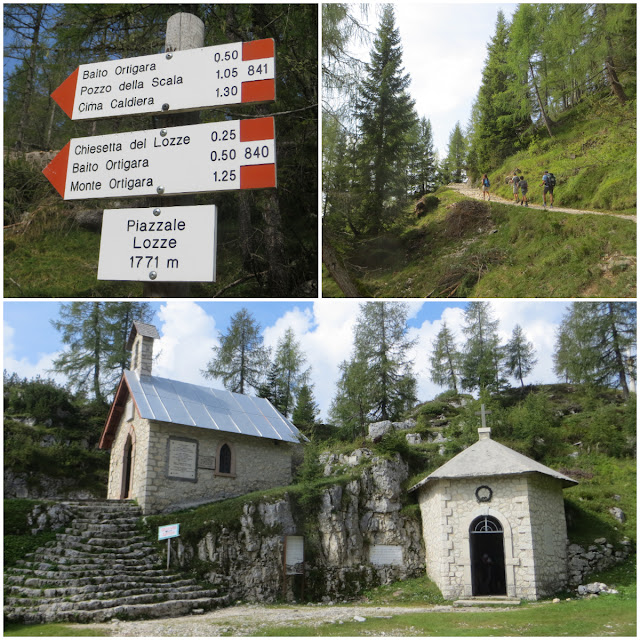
xmin=143 ymin=12 xmax=205 ymax=297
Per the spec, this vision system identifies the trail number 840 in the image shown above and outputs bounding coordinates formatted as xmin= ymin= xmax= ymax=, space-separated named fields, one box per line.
xmin=245 ymin=145 xmax=270 ymax=160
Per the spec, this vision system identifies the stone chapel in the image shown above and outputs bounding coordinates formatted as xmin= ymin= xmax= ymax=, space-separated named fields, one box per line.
xmin=99 ymin=323 xmax=304 ymax=514
xmin=409 ymin=425 xmax=578 ymax=601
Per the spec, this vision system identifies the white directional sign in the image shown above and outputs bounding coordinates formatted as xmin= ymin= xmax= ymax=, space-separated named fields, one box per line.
xmin=43 ymin=117 xmax=276 ymax=199
xmin=158 ymin=524 xmax=180 ymax=540
xmin=98 ymin=204 xmax=217 ymax=282
xmin=51 ymin=39 xmax=275 ymax=120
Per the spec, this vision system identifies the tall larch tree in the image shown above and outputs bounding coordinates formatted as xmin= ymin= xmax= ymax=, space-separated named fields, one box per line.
xmin=505 ymin=324 xmax=537 ymax=388
xmin=460 ymin=301 xmax=504 ymax=393
xmin=202 ymin=308 xmax=270 ymax=394
xmin=430 ymin=321 xmax=461 ymax=393
xmin=442 ymin=122 xmax=467 ymax=183
xmin=355 ymin=4 xmax=417 ymax=231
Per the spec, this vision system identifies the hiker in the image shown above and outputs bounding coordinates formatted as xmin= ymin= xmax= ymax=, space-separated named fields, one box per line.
xmin=541 ymin=170 xmax=555 ymax=208
xmin=511 ymin=171 xmax=520 ymax=203
xmin=519 ymin=175 xmax=528 ymax=206
xmin=481 ymin=174 xmax=491 ymax=201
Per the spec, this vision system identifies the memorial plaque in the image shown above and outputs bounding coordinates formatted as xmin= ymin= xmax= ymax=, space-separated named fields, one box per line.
xmin=285 ymin=536 xmax=304 ymax=575
xmin=166 ymin=437 xmax=198 ymax=481
xmin=198 ymin=455 xmax=216 ymax=470
xmin=369 ymin=545 xmax=403 ymax=566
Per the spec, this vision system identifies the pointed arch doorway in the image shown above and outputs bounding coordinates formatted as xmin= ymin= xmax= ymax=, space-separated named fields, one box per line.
xmin=120 ymin=433 xmax=135 ymax=499
xmin=470 ymin=515 xmax=507 ymax=596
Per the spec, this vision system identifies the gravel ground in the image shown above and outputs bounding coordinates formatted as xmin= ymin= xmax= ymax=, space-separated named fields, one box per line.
xmin=85 ymin=602 xmax=499 ymax=636
xmin=448 ymin=183 xmax=637 ymax=222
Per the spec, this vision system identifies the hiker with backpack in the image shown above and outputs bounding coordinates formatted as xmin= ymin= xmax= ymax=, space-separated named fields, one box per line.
xmin=481 ymin=174 xmax=491 ymax=201
xmin=511 ymin=171 xmax=520 ymax=203
xmin=518 ymin=175 xmax=529 ymax=207
xmin=541 ymin=170 xmax=556 ymax=208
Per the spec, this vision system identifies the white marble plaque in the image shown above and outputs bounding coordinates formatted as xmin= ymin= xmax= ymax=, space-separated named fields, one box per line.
xmin=167 ymin=437 xmax=198 ymax=480
xmin=369 ymin=544 xmax=403 ymax=566
xmin=285 ymin=536 xmax=304 ymax=575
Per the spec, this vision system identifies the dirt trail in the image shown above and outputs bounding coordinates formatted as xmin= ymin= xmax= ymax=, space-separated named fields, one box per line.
xmin=448 ymin=183 xmax=637 ymax=223
xmin=83 ymin=602 xmax=519 ymax=636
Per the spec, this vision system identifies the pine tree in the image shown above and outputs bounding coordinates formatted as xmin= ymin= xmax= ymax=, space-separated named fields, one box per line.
xmin=292 ymin=383 xmax=320 ymax=435
xmin=460 ymin=301 xmax=504 ymax=393
xmin=50 ymin=302 xmax=153 ymax=402
xmin=355 ymin=4 xmax=417 ymax=231
xmin=329 ymin=358 xmax=371 ymax=438
xmin=443 ymin=122 xmax=467 ymax=183
xmin=413 ymin=116 xmax=438 ymax=194
xmin=430 ymin=321 xmax=461 ymax=393
xmin=202 ymin=308 xmax=270 ymax=395
xmin=554 ymin=302 xmax=636 ymax=397
xmin=505 ymin=325 xmax=537 ymax=388
xmin=272 ymin=328 xmax=310 ymax=417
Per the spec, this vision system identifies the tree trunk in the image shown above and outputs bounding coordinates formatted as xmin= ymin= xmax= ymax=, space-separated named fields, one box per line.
xmin=262 ymin=192 xmax=290 ymax=295
xmin=529 ymin=61 xmax=554 ymax=138
xmin=607 ymin=302 xmax=629 ymax=398
xmin=599 ymin=5 xmax=628 ymax=105
xmin=322 ymin=231 xmax=360 ymax=297
xmin=15 ymin=5 xmax=45 ymax=150
xmin=238 ymin=192 xmax=255 ymax=271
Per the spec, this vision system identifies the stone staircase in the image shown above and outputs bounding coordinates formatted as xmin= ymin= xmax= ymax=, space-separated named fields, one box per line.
xmin=4 ymin=500 xmax=231 ymax=624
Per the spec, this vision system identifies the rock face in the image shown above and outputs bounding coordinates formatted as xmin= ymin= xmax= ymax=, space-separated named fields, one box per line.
xmin=4 ymin=501 xmax=230 ymax=624
xmin=4 ymin=470 xmax=101 ymax=500
xmin=176 ymin=453 xmax=425 ymax=603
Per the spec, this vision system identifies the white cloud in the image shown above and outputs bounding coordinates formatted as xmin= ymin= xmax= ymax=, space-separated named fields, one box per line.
xmin=153 ymin=301 xmax=219 ymax=387
xmin=3 ymin=321 xmax=64 ymax=383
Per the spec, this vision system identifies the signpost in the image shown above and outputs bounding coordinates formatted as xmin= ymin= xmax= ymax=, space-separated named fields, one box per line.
xmin=51 ymin=39 xmax=275 ymax=120
xmin=42 ymin=117 xmax=276 ymax=200
xmin=44 ymin=12 xmax=278 ymax=290
xmin=97 ymin=204 xmax=217 ymax=282
xmin=158 ymin=524 xmax=180 ymax=570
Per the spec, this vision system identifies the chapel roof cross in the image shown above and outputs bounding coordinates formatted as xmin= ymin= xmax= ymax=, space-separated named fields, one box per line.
xmin=476 ymin=404 xmax=492 ymax=429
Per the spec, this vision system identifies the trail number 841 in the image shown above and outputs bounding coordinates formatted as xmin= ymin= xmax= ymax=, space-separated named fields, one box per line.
xmin=245 ymin=145 xmax=270 ymax=160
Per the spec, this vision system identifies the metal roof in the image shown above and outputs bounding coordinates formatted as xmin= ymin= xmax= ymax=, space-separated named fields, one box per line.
xmin=124 ymin=370 xmax=304 ymax=444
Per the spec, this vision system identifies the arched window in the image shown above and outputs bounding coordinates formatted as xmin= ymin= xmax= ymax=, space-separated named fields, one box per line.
xmin=471 ymin=516 xmax=503 ymax=533
xmin=219 ymin=444 xmax=232 ymax=474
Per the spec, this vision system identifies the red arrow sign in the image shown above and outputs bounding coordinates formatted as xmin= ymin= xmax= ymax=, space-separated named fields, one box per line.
xmin=51 ymin=39 xmax=275 ymax=120
xmin=43 ymin=117 xmax=276 ymax=200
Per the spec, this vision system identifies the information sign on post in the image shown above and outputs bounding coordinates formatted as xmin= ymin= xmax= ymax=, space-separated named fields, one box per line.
xmin=97 ymin=204 xmax=217 ymax=282
xmin=51 ymin=39 xmax=275 ymax=120
xmin=158 ymin=523 xmax=180 ymax=571
xmin=42 ymin=117 xmax=276 ymax=199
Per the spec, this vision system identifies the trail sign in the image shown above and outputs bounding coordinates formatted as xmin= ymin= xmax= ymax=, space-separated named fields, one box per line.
xmin=98 ymin=204 xmax=217 ymax=282
xmin=51 ymin=39 xmax=275 ymax=120
xmin=43 ymin=117 xmax=276 ymax=199
xmin=158 ymin=524 xmax=180 ymax=541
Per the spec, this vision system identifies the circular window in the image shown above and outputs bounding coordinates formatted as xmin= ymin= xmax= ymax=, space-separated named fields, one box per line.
xmin=475 ymin=485 xmax=493 ymax=503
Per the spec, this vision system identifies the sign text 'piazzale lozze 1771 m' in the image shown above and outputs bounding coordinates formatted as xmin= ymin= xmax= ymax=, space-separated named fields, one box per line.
xmin=43 ymin=33 xmax=277 ymax=284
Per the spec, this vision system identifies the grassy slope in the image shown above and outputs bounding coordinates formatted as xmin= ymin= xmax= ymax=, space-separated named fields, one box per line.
xmin=488 ymin=98 xmax=636 ymax=214
xmin=323 ymin=98 xmax=636 ymax=298
xmin=325 ymin=187 xmax=635 ymax=298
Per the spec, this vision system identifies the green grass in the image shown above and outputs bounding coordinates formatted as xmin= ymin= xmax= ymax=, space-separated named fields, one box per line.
xmin=3 ymin=623 xmax=106 ymax=636
xmin=323 ymin=187 xmax=635 ymax=298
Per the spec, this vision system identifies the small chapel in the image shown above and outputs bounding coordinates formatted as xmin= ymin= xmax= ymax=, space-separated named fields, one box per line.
xmin=409 ymin=417 xmax=578 ymax=601
xmin=99 ymin=323 xmax=305 ymax=514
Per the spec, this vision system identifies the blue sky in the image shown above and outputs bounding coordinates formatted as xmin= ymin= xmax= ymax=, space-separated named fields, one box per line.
xmin=344 ymin=2 xmax=518 ymax=159
xmin=4 ymin=300 xmax=570 ymax=421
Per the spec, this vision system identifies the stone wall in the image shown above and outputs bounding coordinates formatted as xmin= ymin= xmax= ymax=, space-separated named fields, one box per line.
xmin=567 ymin=538 xmax=632 ymax=585
xmin=526 ymin=474 xmax=569 ymax=596
xmin=141 ymin=419 xmax=296 ymax=514
xmin=417 ymin=473 xmax=570 ymax=600
xmin=172 ymin=454 xmax=425 ymax=602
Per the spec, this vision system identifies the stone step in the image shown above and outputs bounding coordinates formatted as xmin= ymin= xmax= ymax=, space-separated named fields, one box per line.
xmin=6 ymin=570 xmax=189 ymax=588
xmin=71 ymin=516 xmax=140 ymax=525
xmin=55 ymin=532 xmax=150 ymax=547
xmin=6 ymin=585 xmax=218 ymax=608
xmin=454 ymin=597 xmax=521 ymax=607
xmin=6 ymin=594 xmax=232 ymax=625
xmin=5 ymin=578 xmax=200 ymax=599
xmin=64 ymin=524 xmax=139 ymax=535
